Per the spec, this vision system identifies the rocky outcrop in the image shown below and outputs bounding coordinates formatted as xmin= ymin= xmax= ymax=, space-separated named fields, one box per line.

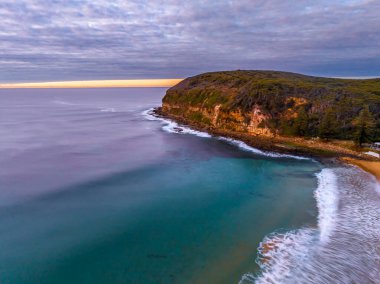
xmin=247 ymin=106 xmax=273 ymax=136
xmin=162 ymin=101 xmax=274 ymax=137
xmin=161 ymin=70 xmax=380 ymax=141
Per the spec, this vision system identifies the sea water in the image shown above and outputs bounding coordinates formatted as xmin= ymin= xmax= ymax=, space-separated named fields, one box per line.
xmin=1 ymin=88 xmax=378 ymax=283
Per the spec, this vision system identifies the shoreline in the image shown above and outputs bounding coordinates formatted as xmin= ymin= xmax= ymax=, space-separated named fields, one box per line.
xmin=153 ymin=107 xmax=379 ymax=180
xmin=341 ymin=158 xmax=380 ymax=182
xmin=147 ymin=107 xmax=380 ymax=282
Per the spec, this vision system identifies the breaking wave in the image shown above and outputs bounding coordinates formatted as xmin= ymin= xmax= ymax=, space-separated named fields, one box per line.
xmin=141 ymin=108 xmax=211 ymax=138
xmin=240 ymin=167 xmax=380 ymax=284
xmin=217 ymin=137 xmax=309 ymax=160
xmin=142 ymin=108 xmax=308 ymax=160
xmin=314 ymin=169 xmax=338 ymax=243
xmin=142 ymin=108 xmax=380 ymax=283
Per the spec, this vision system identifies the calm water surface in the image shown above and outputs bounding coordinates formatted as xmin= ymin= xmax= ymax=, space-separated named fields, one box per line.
xmin=0 ymin=88 xmax=321 ymax=283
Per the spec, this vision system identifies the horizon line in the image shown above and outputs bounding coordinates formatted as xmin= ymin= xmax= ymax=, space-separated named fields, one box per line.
xmin=0 ymin=79 xmax=183 ymax=89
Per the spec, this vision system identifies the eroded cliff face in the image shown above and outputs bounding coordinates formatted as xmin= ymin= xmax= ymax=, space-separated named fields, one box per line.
xmin=162 ymin=102 xmax=274 ymax=137
xmin=160 ymin=70 xmax=380 ymax=140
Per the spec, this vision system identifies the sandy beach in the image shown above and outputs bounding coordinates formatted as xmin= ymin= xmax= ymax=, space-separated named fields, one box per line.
xmin=343 ymin=158 xmax=380 ymax=181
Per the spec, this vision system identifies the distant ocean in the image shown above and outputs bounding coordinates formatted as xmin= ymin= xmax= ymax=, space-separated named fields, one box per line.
xmin=0 ymin=88 xmax=379 ymax=283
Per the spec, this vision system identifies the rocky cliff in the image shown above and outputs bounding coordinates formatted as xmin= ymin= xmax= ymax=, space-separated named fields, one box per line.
xmin=160 ymin=70 xmax=380 ymax=142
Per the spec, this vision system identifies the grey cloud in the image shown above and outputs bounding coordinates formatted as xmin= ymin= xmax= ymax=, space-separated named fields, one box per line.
xmin=0 ymin=0 xmax=379 ymax=82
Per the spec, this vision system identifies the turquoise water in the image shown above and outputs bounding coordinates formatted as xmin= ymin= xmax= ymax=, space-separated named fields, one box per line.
xmin=0 ymin=89 xmax=321 ymax=283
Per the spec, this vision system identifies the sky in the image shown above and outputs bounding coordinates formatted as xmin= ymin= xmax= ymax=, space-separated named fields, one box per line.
xmin=1 ymin=0 xmax=380 ymax=83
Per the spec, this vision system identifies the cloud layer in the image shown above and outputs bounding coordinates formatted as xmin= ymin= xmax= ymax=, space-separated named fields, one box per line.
xmin=1 ymin=0 xmax=380 ymax=82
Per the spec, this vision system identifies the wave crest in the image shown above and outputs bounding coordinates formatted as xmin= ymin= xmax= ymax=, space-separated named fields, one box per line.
xmin=240 ymin=169 xmax=340 ymax=283
xmin=242 ymin=167 xmax=380 ymax=283
xmin=142 ymin=108 xmax=211 ymax=138
xmin=142 ymin=108 xmax=308 ymax=160
xmin=240 ymin=228 xmax=318 ymax=284
xmin=314 ymin=169 xmax=338 ymax=243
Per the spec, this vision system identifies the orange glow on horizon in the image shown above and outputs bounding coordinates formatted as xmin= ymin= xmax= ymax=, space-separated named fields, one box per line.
xmin=0 ymin=79 xmax=183 ymax=88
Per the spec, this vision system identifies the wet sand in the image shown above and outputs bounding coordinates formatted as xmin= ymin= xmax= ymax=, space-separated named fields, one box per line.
xmin=343 ymin=158 xmax=380 ymax=181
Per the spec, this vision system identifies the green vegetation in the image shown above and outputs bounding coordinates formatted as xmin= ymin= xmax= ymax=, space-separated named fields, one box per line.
xmin=188 ymin=111 xmax=211 ymax=125
xmin=352 ymin=106 xmax=377 ymax=146
xmin=318 ymin=108 xmax=339 ymax=140
xmin=163 ymin=70 xmax=380 ymax=142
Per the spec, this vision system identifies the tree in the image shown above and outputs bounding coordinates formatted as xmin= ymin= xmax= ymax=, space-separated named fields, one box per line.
xmin=352 ymin=106 xmax=376 ymax=146
xmin=319 ymin=108 xmax=338 ymax=140
xmin=294 ymin=107 xmax=309 ymax=136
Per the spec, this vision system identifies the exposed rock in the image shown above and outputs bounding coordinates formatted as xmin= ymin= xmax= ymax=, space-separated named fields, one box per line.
xmin=161 ymin=70 xmax=380 ymax=141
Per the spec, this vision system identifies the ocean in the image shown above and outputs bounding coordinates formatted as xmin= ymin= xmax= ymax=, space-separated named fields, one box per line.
xmin=0 ymin=88 xmax=379 ymax=283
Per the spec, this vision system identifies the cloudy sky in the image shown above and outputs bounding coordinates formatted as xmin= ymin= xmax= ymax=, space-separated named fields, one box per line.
xmin=1 ymin=0 xmax=379 ymax=82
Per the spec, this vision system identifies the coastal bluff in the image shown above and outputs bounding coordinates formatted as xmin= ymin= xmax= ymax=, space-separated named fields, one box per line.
xmin=158 ymin=70 xmax=380 ymax=158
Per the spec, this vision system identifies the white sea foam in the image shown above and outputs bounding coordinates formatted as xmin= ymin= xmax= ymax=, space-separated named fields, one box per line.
xmin=218 ymin=137 xmax=310 ymax=160
xmin=141 ymin=108 xmax=211 ymax=138
xmin=142 ymin=108 xmax=380 ymax=282
xmin=375 ymin=182 xmax=380 ymax=195
xmin=314 ymin=168 xmax=338 ymax=243
xmin=240 ymin=168 xmax=338 ymax=284
xmin=141 ymin=108 xmax=159 ymax=121
xmin=366 ymin=173 xmax=380 ymax=195
xmin=241 ymin=167 xmax=380 ymax=284
xmin=142 ymin=108 xmax=309 ymax=160
xmin=240 ymin=228 xmax=318 ymax=284
xmin=162 ymin=120 xmax=212 ymax=137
